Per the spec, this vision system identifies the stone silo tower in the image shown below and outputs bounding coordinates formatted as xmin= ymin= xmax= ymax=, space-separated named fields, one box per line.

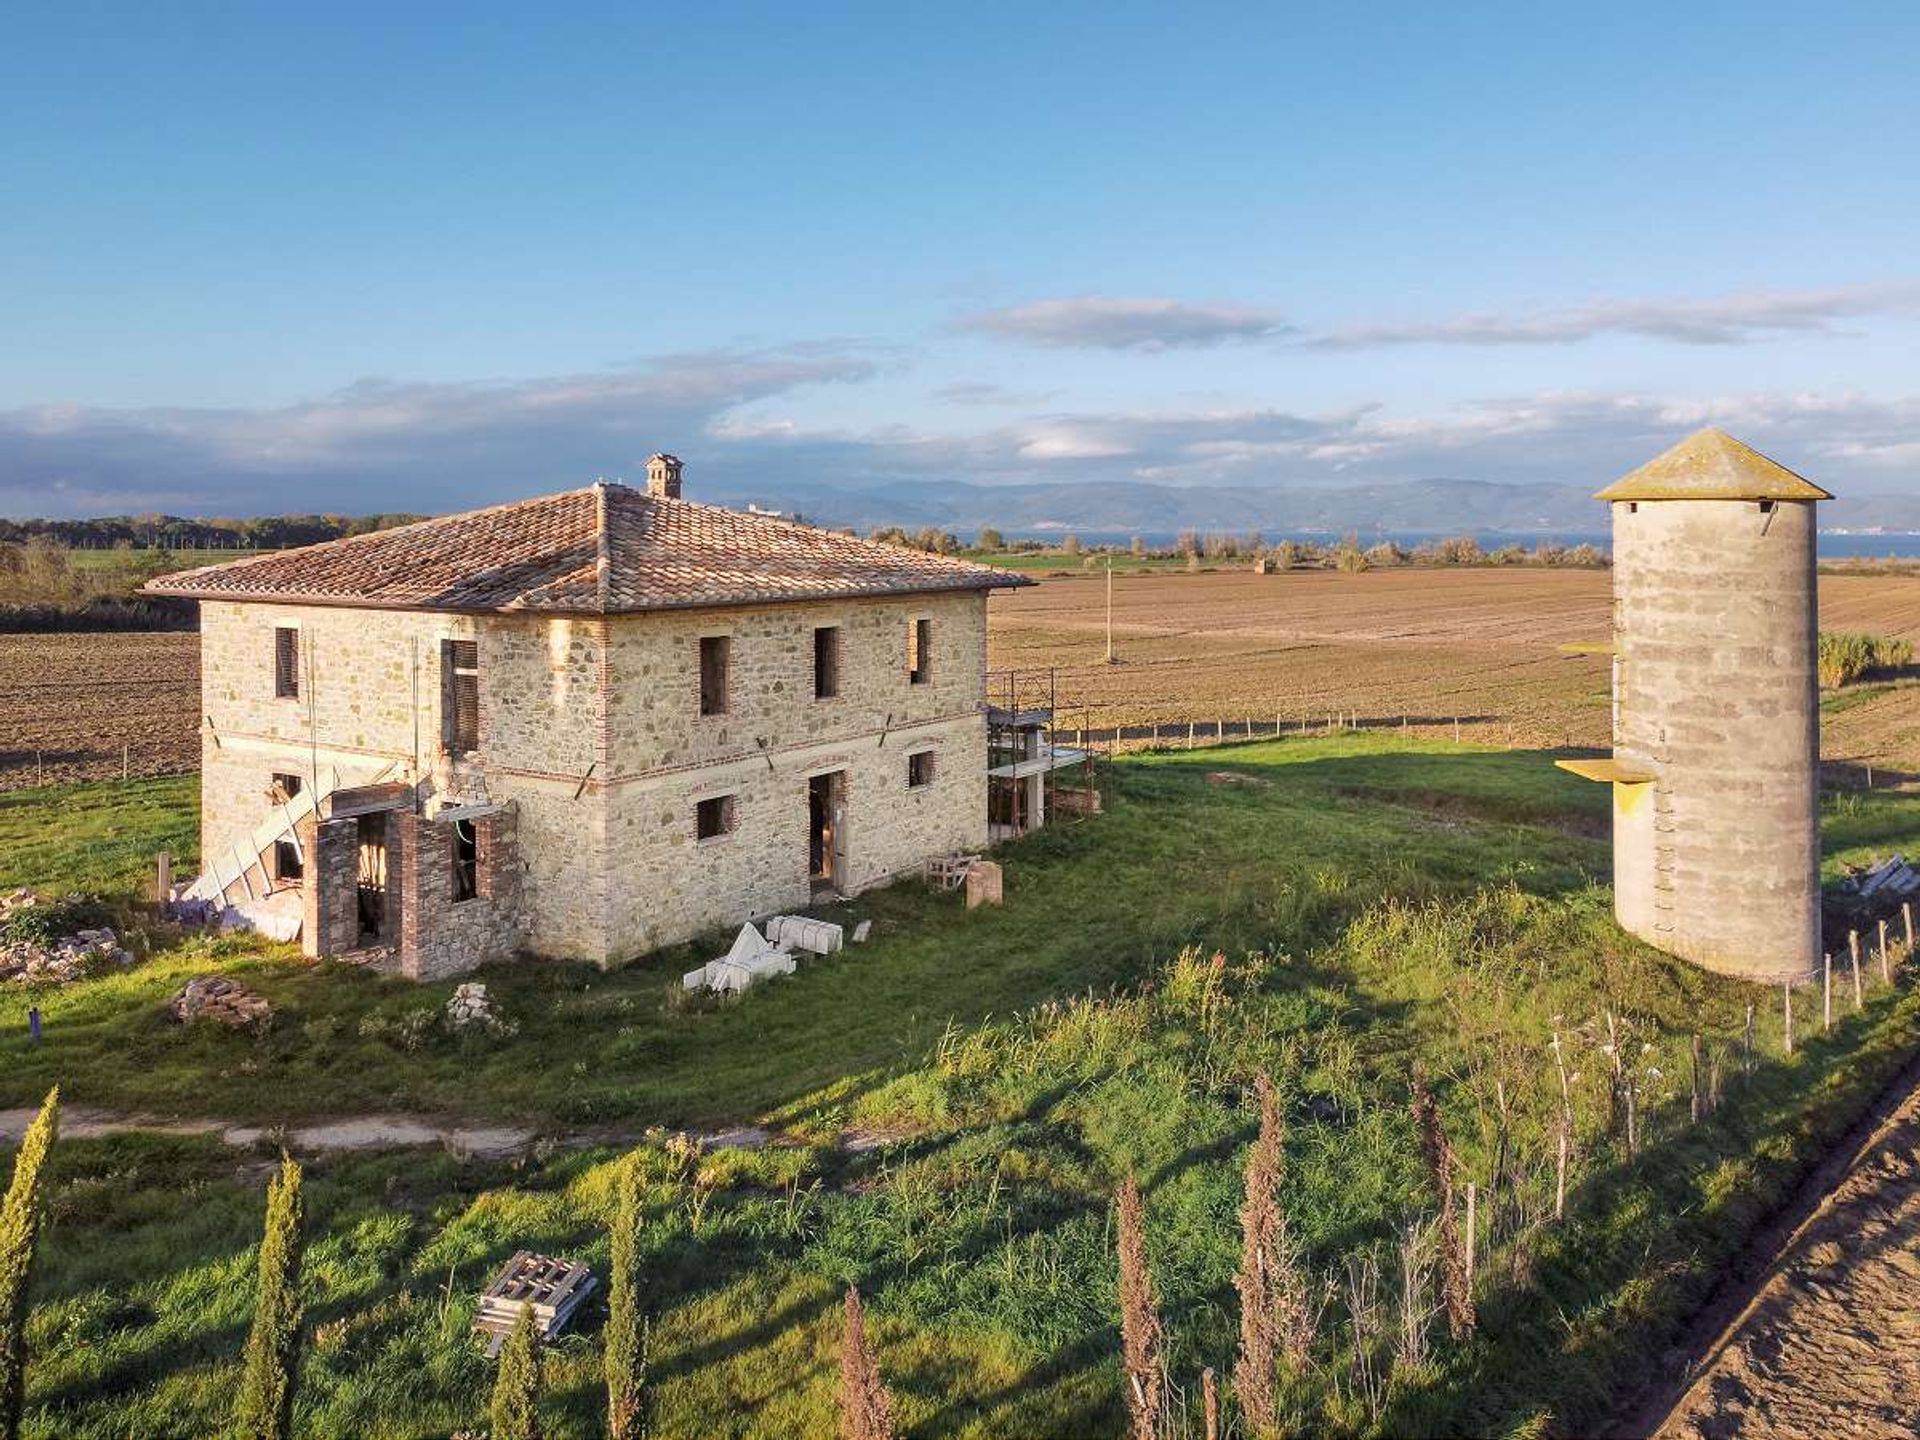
xmin=1558 ymin=428 xmax=1830 ymax=982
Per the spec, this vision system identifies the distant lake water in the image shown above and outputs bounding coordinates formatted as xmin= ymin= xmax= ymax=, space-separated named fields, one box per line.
xmin=1002 ymin=528 xmax=1920 ymax=560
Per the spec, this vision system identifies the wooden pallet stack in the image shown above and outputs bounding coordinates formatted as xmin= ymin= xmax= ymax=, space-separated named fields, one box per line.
xmin=473 ymin=1252 xmax=596 ymax=1358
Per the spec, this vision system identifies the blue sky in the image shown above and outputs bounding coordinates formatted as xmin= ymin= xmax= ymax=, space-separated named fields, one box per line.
xmin=3 ymin=1 xmax=1918 ymax=516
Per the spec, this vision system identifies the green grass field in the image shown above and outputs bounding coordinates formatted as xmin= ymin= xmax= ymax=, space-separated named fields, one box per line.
xmin=2 ymin=738 xmax=1917 ymax=1438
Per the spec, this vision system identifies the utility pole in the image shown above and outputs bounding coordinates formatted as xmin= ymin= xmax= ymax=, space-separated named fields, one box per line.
xmin=1104 ymin=556 xmax=1115 ymax=664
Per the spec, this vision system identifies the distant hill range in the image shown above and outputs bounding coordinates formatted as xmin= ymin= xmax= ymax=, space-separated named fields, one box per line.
xmin=696 ymin=475 xmax=1920 ymax=539
xmin=8 ymin=477 xmax=1917 ymax=547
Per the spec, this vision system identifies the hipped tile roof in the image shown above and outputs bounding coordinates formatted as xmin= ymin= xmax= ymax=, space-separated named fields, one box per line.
xmin=146 ymin=482 xmax=1032 ymax=613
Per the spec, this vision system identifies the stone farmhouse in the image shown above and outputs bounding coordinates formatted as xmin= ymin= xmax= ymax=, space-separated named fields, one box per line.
xmin=148 ymin=457 xmax=1029 ymax=977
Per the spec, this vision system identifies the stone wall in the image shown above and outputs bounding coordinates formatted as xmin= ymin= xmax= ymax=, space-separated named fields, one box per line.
xmin=297 ymin=814 xmax=362 ymax=958
xmin=197 ymin=589 xmax=994 ymax=968
xmin=392 ymin=805 xmax=526 ymax=980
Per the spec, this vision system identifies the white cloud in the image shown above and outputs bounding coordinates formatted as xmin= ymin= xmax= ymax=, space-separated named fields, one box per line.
xmin=959 ymin=296 xmax=1293 ymax=351
xmin=1314 ymin=283 xmax=1920 ymax=350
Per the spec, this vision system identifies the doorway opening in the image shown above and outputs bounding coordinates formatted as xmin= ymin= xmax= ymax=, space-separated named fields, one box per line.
xmin=356 ymin=813 xmax=389 ymax=944
xmin=808 ymin=771 xmax=846 ymax=894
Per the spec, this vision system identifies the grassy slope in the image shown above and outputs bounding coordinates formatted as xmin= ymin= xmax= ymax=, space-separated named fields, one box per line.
xmin=3 ymin=741 xmax=1918 ymax=1439
xmin=0 ymin=738 xmax=1601 ymax=1127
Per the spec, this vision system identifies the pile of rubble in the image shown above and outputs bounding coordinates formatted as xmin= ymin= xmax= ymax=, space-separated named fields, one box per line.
xmin=1826 ymin=853 xmax=1920 ymax=936
xmin=445 ymin=981 xmax=517 ymax=1036
xmin=168 ymin=975 xmax=274 ymax=1028
xmin=682 ymin=913 xmax=873 ymax=996
xmin=0 ymin=889 xmax=134 ymax=985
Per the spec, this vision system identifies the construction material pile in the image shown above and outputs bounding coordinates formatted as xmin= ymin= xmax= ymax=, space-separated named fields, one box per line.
xmin=0 ymin=889 xmax=134 ymax=985
xmin=474 ymin=1252 xmax=596 ymax=1358
xmin=1825 ymin=853 xmax=1920 ymax=937
xmin=168 ymin=974 xmax=274 ymax=1028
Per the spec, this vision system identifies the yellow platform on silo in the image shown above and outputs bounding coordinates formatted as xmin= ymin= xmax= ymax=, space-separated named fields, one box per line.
xmin=1555 ymin=757 xmax=1657 ymax=785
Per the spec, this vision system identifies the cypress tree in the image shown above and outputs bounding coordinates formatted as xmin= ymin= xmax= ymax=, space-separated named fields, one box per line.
xmin=605 ymin=1155 xmax=646 ymax=1440
xmin=0 ymin=1087 xmax=58 ymax=1440
xmin=837 ymin=1286 xmax=894 ymax=1440
xmin=1115 ymin=1175 xmax=1164 ymax=1440
xmin=491 ymin=1303 xmax=543 ymax=1440
xmin=235 ymin=1154 xmax=306 ymax=1440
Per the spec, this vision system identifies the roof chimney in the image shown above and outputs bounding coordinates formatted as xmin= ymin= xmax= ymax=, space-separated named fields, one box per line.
xmin=645 ymin=452 xmax=683 ymax=500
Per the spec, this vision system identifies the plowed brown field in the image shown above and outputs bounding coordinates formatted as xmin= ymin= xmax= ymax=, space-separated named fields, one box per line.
xmin=987 ymin=566 xmax=1920 ymax=773
xmin=0 ymin=631 xmax=199 ymax=790
xmin=2 ymin=568 xmax=1915 ymax=792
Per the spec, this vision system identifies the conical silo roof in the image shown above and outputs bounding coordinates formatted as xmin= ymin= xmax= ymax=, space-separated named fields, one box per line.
xmin=1596 ymin=427 xmax=1833 ymax=502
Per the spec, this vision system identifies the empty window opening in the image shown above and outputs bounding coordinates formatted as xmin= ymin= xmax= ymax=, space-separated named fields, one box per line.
xmin=274 ymin=626 xmax=300 ymax=699
xmin=442 ymin=639 xmax=480 ymax=752
xmin=696 ymin=794 xmax=736 ymax=840
xmin=908 ymin=618 xmax=932 ymax=685
xmin=1758 ymin=499 xmax=1775 ymax=513
xmin=908 ymin=750 xmax=936 ymax=788
xmin=452 ymin=819 xmax=479 ymax=902
xmin=813 ymin=625 xmax=840 ymax=699
xmin=699 ymin=635 xmax=731 ymax=716
xmin=271 ymin=772 xmax=304 ymax=882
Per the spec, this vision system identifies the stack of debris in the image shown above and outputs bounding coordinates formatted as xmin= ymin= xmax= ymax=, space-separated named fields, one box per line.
xmin=168 ymin=975 xmax=274 ymax=1028
xmin=683 ymin=923 xmax=798 ymax=995
xmin=1824 ymin=853 xmax=1920 ymax=940
xmin=473 ymin=1252 xmax=596 ymax=1358
xmin=0 ymin=891 xmax=135 ymax=985
xmin=444 ymin=981 xmax=516 ymax=1036
xmin=766 ymin=914 xmax=844 ymax=955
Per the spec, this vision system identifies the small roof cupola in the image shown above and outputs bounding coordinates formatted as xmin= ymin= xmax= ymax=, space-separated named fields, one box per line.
xmin=645 ymin=453 xmax=684 ymax=500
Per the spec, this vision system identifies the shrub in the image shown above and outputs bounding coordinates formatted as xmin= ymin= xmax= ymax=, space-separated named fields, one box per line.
xmin=0 ymin=1088 xmax=57 ymax=1440
xmin=1818 ymin=631 xmax=1915 ymax=688
xmin=235 ymin=1155 xmax=305 ymax=1440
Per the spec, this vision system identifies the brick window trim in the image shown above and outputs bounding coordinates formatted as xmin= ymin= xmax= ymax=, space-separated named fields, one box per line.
xmin=907 ymin=748 xmax=936 ymax=788
xmin=695 ymin=793 xmax=737 ymax=842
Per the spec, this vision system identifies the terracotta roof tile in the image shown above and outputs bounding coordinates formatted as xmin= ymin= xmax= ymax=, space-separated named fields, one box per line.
xmin=146 ymin=482 xmax=1032 ymax=613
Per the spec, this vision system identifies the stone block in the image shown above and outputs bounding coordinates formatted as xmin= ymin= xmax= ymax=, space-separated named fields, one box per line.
xmin=964 ymin=860 xmax=1003 ymax=909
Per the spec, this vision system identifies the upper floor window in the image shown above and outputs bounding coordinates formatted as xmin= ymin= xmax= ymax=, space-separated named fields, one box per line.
xmin=442 ymin=639 xmax=479 ymax=752
xmin=908 ymin=618 xmax=932 ymax=685
xmin=814 ymin=626 xmax=840 ymax=699
xmin=699 ymin=635 xmax=731 ymax=716
xmin=274 ymin=626 xmax=300 ymax=699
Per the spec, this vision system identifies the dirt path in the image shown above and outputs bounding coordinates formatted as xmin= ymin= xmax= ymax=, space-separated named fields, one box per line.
xmin=0 ymin=1104 xmax=791 ymax=1161
xmin=1648 ymin=1078 xmax=1920 ymax=1438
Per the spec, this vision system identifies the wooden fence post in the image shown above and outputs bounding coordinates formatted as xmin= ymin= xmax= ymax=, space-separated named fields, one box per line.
xmin=1783 ymin=982 xmax=1793 ymax=1056
xmin=1880 ymin=919 xmax=1891 ymax=983
xmin=1904 ymin=901 xmax=1915 ymax=955
xmin=1689 ymin=1033 xmax=1703 ymax=1121
xmin=1743 ymin=1001 xmax=1755 ymax=1073
xmin=1851 ymin=936 xmax=1865 ymax=1010
xmin=1823 ymin=953 xmax=1832 ymax=1031
xmin=155 ymin=851 xmax=172 ymax=904
xmin=1464 ymin=1182 xmax=1477 ymax=1298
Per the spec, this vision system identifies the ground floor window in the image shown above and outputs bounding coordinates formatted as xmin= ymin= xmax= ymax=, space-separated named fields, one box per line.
xmin=908 ymin=750 xmax=936 ymax=788
xmin=696 ymin=794 xmax=737 ymax=840
xmin=271 ymin=771 xmax=304 ymax=881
